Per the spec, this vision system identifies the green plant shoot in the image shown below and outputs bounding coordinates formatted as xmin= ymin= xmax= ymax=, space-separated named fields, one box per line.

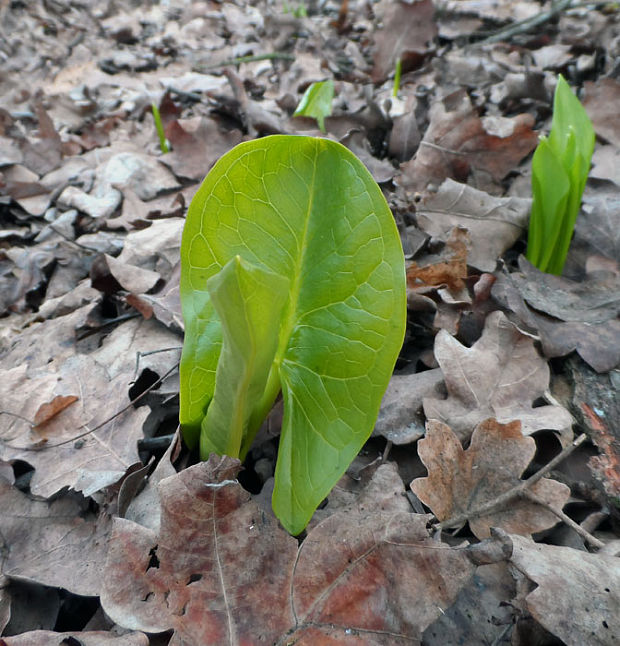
xmin=393 ymin=57 xmax=402 ymax=98
xmin=293 ymin=80 xmax=334 ymax=133
xmin=526 ymin=75 xmax=595 ymax=275
xmin=151 ymin=102 xmax=169 ymax=154
xmin=179 ymin=135 xmax=406 ymax=534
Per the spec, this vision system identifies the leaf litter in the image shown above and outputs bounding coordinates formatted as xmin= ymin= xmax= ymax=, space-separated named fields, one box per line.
xmin=0 ymin=0 xmax=619 ymax=644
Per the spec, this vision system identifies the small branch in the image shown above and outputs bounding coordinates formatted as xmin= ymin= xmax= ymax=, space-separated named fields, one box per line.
xmin=434 ymin=433 xmax=588 ymax=531
xmin=1 ymin=362 xmax=180 ymax=452
xmin=469 ymin=0 xmax=573 ymax=46
xmin=522 ymin=489 xmax=605 ymax=549
xmin=193 ymin=52 xmax=295 ymax=73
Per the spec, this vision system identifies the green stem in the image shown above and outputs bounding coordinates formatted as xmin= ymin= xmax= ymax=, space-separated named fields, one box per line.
xmin=151 ymin=102 xmax=169 ymax=154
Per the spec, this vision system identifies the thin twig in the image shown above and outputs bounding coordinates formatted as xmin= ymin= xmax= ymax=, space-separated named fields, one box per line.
xmin=522 ymin=489 xmax=605 ymax=549
xmin=434 ymin=433 xmax=588 ymax=531
xmin=469 ymin=0 xmax=573 ymax=46
xmin=1 ymin=362 xmax=179 ymax=452
xmin=193 ymin=52 xmax=295 ymax=73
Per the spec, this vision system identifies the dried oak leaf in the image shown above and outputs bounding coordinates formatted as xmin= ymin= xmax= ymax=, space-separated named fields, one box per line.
xmin=371 ymin=0 xmax=437 ymax=83
xmin=411 ymin=419 xmax=570 ymax=538
xmin=508 ymin=533 xmax=620 ymax=646
xmin=423 ymin=311 xmax=573 ymax=444
xmin=0 ymin=631 xmax=148 ymax=646
xmin=414 ymin=178 xmax=531 ymax=272
xmin=398 ymin=90 xmax=538 ymax=194
xmin=101 ymin=459 xmax=501 ymax=645
xmin=492 ymin=256 xmax=620 ymax=372
xmin=0 ymin=478 xmax=111 ymax=596
xmin=101 ymin=456 xmax=298 ymax=643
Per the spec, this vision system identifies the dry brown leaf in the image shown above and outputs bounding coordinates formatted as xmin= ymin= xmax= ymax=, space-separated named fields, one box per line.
xmin=373 ymin=367 xmax=444 ymax=445
xmin=508 ymin=533 xmax=620 ymax=646
xmin=492 ymin=257 xmax=620 ymax=372
xmin=0 ymin=317 xmax=180 ymax=497
xmin=90 ymin=253 xmax=161 ymax=295
xmin=411 ymin=419 xmax=571 ymax=538
xmin=407 ymin=226 xmax=469 ymax=292
xmin=101 ymin=458 xmax=506 ymax=645
xmin=423 ymin=311 xmax=573 ymax=443
xmin=590 ymin=145 xmax=620 ymax=186
xmin=32 ymin=394 xmax=79 ymax=427
xmin=398 ymin=90 xmax=538 ymax=194
xmin=0 ymin=479 xmax=111 ymax=597
xmin=163 ymin=116 xmax=243 ymax=181
xmin=583 ymin=77 xmax=620 ymax=147
xmin=576 ymin=185 xmax=620 ymax=267
xmin=371 ymin=0 xmax=437 ymax=83
xmin=0 ymin=631 xmax=149 ymax=646
xmin=101 ymin=456 xmax=299 ymax=642
xmin=414 ymin=179 xmax=531 ymax=272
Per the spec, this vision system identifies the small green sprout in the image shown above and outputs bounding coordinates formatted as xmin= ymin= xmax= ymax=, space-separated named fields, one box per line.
xmin=151 ymin=102 xmax=169 ymax=154
xmin=526 ymin=75 xmax=595 ymax=275
xmin=293 ymin=79 xmax=334 ymax=134
xmin=392 ymin=58 xmax=402 ymax=98
xmin=283 ymin=1 xmax=307 ymax=17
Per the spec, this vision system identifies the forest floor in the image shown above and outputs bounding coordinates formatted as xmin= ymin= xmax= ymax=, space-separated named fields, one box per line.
xmin=0 ymin=1 xmax=619 ymax=645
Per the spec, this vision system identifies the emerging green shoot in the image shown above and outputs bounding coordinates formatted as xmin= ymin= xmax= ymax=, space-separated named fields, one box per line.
xmin=293 ymin=80 xmax=334 ymax=133
xmin=282 ymin=1 xmax=307 ymax=17
xmin=526 ymin=75 xmax=595 ymax=275
xmin=393 ymin=58 xmax=402 ymax=98
xmin=151 ymin=102 xmax=169 ymax=154
xmin=179 ymin=135 xmax=406 ymax=534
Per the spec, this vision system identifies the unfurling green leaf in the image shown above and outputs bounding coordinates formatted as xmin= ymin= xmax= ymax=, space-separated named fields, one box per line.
xmin=293 ymin=80 xmax=334 ymax=133
xmin=179 ymin=135 xmax=406 ymax=534
xmin=526 ymin=75 xmax=595 ymax=275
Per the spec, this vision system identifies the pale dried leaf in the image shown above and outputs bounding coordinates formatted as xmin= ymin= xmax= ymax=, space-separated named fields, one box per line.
xmin=0 ymin=479 xmax=110 ymax=596
xmin=509 ymin=533 xmax=620 ymax=646
xmin=415 ymin=179 xmax=531 ymax=271
xmin=411 ymin=419 xmax=571 ymax=538
xmin=1 ymin=631 xmax=149 ymax=646
xmin=423 ymin=311 xmax=573 ymax=443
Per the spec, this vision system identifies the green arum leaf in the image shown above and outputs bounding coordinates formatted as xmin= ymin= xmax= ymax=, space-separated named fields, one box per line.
xmin=293 ymin=80 xmax=334 ymax=133
xmin=179 ymin=135 xmax=406 ymax=534
xmin=200 ymin=255 xmax=289 ymax=459
xmin=526 ymin=75 xmax=595 ymax=275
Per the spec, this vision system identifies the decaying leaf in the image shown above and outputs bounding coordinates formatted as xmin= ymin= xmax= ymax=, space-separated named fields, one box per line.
xmin=0 ymin=478 xmax=111 ymax=597
xmin=371 ymin=0 xmax=437 ymax=83
xmin=0 ymin=631 xmax=149 ymax=646
xmin=508 ymin=533 xmax=620 ymax=646
xmin=32 ymin=394 xmax=78 ymax=427
xmin=398 ymin=90 xmax=538 ymax=194
xmin=583 ymin=77 xmax=620 ymax=147
xmin=411 ymin=419 xmax=571 ymax=538
xmin=492 ymin=256 xmax=620 ymax=372
xmin=414 ymin=178 xmax=531 ymax=272
xmin=101 ymin=457 xmax=507 ymax=645
xmin=407 ymin=226 xmax=469 ymax=292
xmin=163 ymin=116 xmax=243 ymax=181
xmin=423 ymin=311 xmax=573 ymax=443
xmin=101 ymin=456 xmax=298 ymax=642
xmin=0 ymin=317 xmax=180 ymax=497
